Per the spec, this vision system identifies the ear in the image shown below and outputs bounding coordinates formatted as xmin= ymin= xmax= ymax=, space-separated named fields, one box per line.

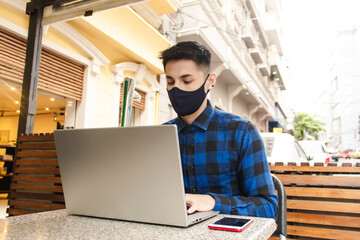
xmin=208 ymin=72 xmax=217 ymax=89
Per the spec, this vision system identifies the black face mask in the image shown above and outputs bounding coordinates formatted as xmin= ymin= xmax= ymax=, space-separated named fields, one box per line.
xmin=167 ymin=74 xmax=210 ymax=116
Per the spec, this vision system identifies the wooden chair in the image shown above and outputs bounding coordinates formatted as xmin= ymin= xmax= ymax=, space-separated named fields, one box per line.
xmin=7 ymin=133 xmax=65 ymax=216
xmin=269 ymin=162 xmax=360 ymax=240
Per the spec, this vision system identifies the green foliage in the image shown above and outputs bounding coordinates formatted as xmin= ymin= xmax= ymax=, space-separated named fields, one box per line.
xmin=294 ymin=112 xmax=326 ymax=141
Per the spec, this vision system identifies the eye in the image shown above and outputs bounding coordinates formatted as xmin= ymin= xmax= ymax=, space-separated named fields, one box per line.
xmin=167 ymin=80 xmax=175 ymax=85
xmin=182 ymin=77 xmax=193 ymax=84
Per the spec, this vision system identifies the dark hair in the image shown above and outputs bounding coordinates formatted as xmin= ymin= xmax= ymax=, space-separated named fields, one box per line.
xmin=160 ymin=41 xmax=211 ymax=71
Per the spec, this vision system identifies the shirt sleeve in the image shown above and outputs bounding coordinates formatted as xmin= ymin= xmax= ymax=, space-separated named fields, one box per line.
xmin=208 ymin=121 xmax=278 ymax=219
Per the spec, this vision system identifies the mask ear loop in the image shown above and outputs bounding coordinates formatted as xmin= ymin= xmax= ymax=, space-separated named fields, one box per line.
xmin=205 ymin=73 xmax=210 ymax=81
xmin=205 ymin=73 xmax=212 ymax=93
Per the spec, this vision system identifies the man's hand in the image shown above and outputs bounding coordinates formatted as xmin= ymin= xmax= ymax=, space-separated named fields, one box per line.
xmin=185 ymin=194 xmax=216 ymax=214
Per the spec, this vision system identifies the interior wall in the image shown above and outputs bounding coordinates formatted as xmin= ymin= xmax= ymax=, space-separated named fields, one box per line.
xmin=0 ymin=113 xmax=63 ymax=144
xmin=33 ymin=114 xmax=58 ymax=134
xmin=0 ymin=116 xmax=18 ymax=144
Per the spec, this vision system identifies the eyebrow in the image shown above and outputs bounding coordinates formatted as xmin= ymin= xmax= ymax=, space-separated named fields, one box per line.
xmin=180 ymin=74 xmax=193 ymax=78
xmin=166 ymin=74 xmax=193 ymax=80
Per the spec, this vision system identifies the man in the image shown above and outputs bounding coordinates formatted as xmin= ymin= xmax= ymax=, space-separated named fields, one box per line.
xmin=160 ymin=41 xmax=278 ymax=219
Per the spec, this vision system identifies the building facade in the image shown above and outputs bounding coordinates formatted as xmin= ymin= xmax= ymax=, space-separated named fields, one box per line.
xmin=327 ymin=27 xmax=360 ymax=149
xmin=0 ymin=0 xmax=289 ymax=147
xmin=0 ymin=0 xmax=180 ymax=145
xmin=159 ymin=0 xmax=289 ymax=132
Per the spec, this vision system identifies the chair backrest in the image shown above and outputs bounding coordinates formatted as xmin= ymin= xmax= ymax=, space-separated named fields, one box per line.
xmin=8 ymin=133 xmax=65 ymax=216
xmin=270 ymin=162 xmax=360 ymax=239
xmin=272 ymin=174 xmax=287 ymax=238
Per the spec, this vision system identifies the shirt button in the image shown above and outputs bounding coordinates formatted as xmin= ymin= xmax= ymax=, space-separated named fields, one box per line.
xmin=191 ymin=188 xmax=197 ymax=193
xmin=188 ymin=165 xmax=195 ymax=177
xmin=187 ymin=144 xmax=194 ymax=154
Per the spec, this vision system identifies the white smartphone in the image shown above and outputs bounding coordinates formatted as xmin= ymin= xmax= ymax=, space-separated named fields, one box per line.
xmin=208 ymin=217 xmax=254 ymax=232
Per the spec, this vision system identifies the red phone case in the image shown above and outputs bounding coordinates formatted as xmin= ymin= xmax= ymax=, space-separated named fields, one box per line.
xmin=208 ymin=219 xmax=253 ymax=232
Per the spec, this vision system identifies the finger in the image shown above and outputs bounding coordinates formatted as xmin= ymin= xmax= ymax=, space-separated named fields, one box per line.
xmin=185 ymin=194 xmax=197 ymax=213
xmin=187 ymin=205 xmax=197 ymax=214
xmin=186 ymin=199 xmax=194 ymax=209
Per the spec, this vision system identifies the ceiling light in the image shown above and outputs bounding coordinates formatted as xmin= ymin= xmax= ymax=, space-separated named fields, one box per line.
xmin=275 ymin=78 xmax=280 ymax=81
xmin=45 ymin=108 xmax=49 ymax=111
xmin=272 ymin=71 xmax=277 ymax=75
xmin=15 ymin=101 xmax=19 ymax=104
xmin=245 ymin=92 xmax=250 ymax=95
xmin=16 ymin=110 xmax=20 ymax=113
xmin=50 ymin=98 xmax=55 ymax=101
xmin=11 ymin=87 xmax=15 ymax=91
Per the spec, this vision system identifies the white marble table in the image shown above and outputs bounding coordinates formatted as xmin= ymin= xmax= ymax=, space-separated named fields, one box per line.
xmin=0 ymin=210 xmax=276 ymax=240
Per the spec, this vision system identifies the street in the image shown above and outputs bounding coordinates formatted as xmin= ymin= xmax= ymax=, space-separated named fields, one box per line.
xmin=336 ymin=158 xmax=360 ymax=166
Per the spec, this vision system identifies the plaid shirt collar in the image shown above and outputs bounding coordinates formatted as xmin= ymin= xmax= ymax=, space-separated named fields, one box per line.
xmin=175 ymin=100 xmax=215 ymax=132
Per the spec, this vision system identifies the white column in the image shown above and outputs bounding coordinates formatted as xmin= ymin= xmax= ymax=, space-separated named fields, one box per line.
xmin=134 ymin=64 xmax=147 ymax=83
xmin=143 ymin=90 xmax=154 ymax=125
xmin=75 ymin=60 xmax=101 ymax=128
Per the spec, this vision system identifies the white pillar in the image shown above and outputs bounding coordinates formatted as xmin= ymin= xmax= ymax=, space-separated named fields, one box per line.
xmin=75 ymin=60 xmax=101 ymax=128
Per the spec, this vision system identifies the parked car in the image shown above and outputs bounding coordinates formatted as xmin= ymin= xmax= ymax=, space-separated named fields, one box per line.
xmin=325 ymin=147 xmax=339 ymax=161
xmin=350 ymin=148 xmax=360 ymax=159
xmin=260 ymin=133 xmax=311 ymax=165
xmin=338 ymin=149 xmax=352 ymax=159
xmin=299 ymin=140 xmax=331 ymax=164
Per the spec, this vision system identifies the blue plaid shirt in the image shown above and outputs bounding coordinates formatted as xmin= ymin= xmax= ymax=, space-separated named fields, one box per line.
xmin=165 ymin=101 xmax=278 ymax=219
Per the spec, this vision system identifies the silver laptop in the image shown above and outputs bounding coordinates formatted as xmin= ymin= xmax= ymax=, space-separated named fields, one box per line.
xmin=54 ymin=125 xmax=218 ymax=227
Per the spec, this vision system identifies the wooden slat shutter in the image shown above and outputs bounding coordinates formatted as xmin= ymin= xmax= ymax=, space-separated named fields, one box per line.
xmin=0 ymin=28 xmax=84 ymax=100
xmin=120 ymin=83 xmax=146 ymax=110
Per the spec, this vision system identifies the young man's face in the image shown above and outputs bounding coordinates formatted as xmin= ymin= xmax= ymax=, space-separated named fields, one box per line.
xmin=165 ymin=59 xmax=212 ymax=92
